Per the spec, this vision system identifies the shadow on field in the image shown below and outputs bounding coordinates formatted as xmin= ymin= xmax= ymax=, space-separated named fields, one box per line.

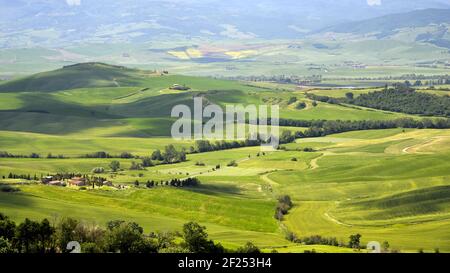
xmin=0 ymin=190 xmax=35 ymax=209
xmin=185 ymin=183 xmax=242 ymax=196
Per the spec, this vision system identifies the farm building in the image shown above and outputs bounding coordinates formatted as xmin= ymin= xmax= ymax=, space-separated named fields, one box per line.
xmin=103 ymin=181 xmax=113 ymax=187
xmin=69 ymin=177 xmax=86 ymax=187
xmin=41 ymin=176 xmax=54 ymax=184
xmin=48 ymin=181 xmax=64 ymax=187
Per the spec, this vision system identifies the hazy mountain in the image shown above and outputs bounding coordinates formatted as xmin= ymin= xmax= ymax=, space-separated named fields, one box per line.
xmin=320 ymin=8 xmax=450 ymax=35
xmin=1 ymin=0 xmax=450 ymax=47
xmin=315 ymin=8 xmax=450 ymax=49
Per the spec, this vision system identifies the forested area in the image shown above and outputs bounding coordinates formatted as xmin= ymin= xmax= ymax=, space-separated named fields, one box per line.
xmin=306 ymin=86 xmax=450 ymax=117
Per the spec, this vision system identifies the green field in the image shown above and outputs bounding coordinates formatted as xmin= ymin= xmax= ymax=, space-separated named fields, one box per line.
xmin=1 ymin=64 xmax=449 ymax=253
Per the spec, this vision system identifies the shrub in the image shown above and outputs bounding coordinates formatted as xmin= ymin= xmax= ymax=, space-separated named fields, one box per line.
xmin=236 ymin=242 xmax=261 ymax=253
xmin=120 ymin=152 xmax=134 ymax=159
xmin=0 ymin=237 xmax=16 ymax=253
xmin=287 ymin=97 xmax=298 ymax=105
xmin=296 ymin=102 xmax=307 ymax=110
xmin=274 ymin=195 xmax=293 ymax=220
xmin=81 ymin=242 xmax=103 ymax=253
xmin=141 ymin=157 xmax=154 ymax=167
xmin=227 ymin=160 xmax=238 ymax=167
xmin=109 ymin=161 xmax=120 ymax=172
xmin=0 ymin=185 xmax=20 ymax=193
xmin=92 ymin=167 xmax=105 ymax=174
xmin=130 ymin=162 xmax=144 ymax=170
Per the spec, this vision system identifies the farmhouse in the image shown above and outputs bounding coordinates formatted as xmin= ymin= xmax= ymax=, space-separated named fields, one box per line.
xmin=41 ymin=176 xmax=54 ymax=184
xmin=69 ymin=177 xmax=86 ymax=187
xmin=48 ymin=181 xmax=64 ymax=187
xmin=103 ymin=181 xmax=113 ymax=187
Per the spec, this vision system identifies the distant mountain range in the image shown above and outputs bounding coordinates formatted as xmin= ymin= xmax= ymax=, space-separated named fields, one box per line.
xmin=316 ymin=8 xmax=450 ymax=49
xmin=1 ymin=0 xmax=450 ymax=47
xmin=320 ymin=8 xmax=450 ymax=35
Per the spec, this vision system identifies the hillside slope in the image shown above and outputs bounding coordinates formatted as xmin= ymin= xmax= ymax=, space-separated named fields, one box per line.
xmin=0 ymin=63 xmax=147 ymax=92
xmin=320 ymin=8 xmax=450 ymax=35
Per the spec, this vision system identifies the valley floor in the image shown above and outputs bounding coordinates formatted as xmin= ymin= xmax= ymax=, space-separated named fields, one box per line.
xmin=1 ymin=128 xmax=450 ymax=252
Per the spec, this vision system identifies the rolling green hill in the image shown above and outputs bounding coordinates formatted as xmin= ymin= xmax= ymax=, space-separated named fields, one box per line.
xmin=1 ymin=63 xmax=449 ymax=253
xmin=0 ymin=63 xmax=146 ymax=92
xmin=0 ymin=64 xmax=426 ymax=137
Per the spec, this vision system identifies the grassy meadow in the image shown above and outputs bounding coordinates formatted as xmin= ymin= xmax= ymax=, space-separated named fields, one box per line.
xmin=1 ymin=64 xmax=449 ymax=253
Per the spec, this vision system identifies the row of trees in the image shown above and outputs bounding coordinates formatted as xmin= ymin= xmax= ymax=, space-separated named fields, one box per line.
xmin=150 ymin=145 xmax=187 ymax=164
xmin=84 ymin=151 xmax=135 ymax=159
xmin=286 ymin=233 xmax=367 ymax=250
xmin=191 ymin=139 xmax=264 ymax=154
xmin=0 ymin=151 xmax=41 ymax=158
xmin=221 ymin=74 xmax=323 ymax=85
xmin=305 ymin=86 xmax=450 ymax=117
xmin=142 ymin=178 xmax=201 ymax=188
xmin=0 ymin=213 xmax=259 ymax=253
xmin=223 ymin=73 xmax=450 ymax=83
xmin=275 ymin=118 xmax=450 ymax=140
xmin=5 ymin=173 xmax=38 ymax=181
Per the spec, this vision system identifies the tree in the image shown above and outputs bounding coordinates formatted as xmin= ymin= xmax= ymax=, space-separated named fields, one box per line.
xmin=236 ymin=242 xmax=261 ymax=253
xmin=120 ymin=152 xmax=134 ymax=159
xmin=163 ymin=145 xmax=186 ymax=164
xmin=105 ymin=221 xmax=146 ymax=253
xmin=141 ymin=157 xmax=154 ymax=167
xmin=57 ymin=218 xmax=79 ymax=253
xmin=15 ymin=218 xmax=41 ymax=253
xmin=382 ymin=241 xmax=390 ymax=252
xmin=296 ymin=102 xmax=307 ymax=110
xmin=0 ymin=213 xmax=16 ymax=240
xmin=107 ymin=220 xmax=125 ymax=231
xmin=37 ymin=219 xmax=55 ymax=252
xmin=280 ymin=130 xmax=295 ymax=144
xmin=109 ymin=161 xmax=120 ymax=172
xmin=287 ymin=97 xmax=297 ymax=105
xmin=345 ymin=92 xmax=354 ymax=100
xmin=195 ymin=140 xmax=213 ymax=153
xmin=92 ymin=167 xmax=105 ymax=174
xmin=274 ymin=195 xmax=293 ymax=220
xmin=182 ymin=222 xmax=223 ymax=253
xmin=130 ymin=161 xmax=144 ymax=170
xmin=349 ymin=234 xmax=362 ymax=249
xmin=0 ymin=237 xmax=16 ymax=253
xmin=227 ymin=160 xmax=238 ymax=167
xmin=151 ymin=150 xmax=163 ymax=161
xmin=278 ymin=195 xmax=293 ymax=212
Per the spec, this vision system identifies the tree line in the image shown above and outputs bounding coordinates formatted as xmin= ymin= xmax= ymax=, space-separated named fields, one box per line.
xmin=140 ymin=178 xmax=201 ymax=188
xmin=274 ymin=118 xmax=450 ymax=139
xmin=0 ymin=151 xmax=41 ymax=158
xmin=191 ymin=139 xmax=263 ymax=154
xmin=305 ymin=85 xmax=450 ymax=117
xmin=0 ymin=213 xmax=260 ymax=253
xmin=352 ymin=87 xmax=450 ymax=117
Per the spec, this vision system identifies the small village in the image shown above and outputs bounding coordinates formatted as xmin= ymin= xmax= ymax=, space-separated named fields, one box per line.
xmin=41 ymin=175 xmax=117 ymax=189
